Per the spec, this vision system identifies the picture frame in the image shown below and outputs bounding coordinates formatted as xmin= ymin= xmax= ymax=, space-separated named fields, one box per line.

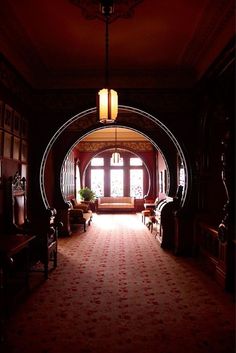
xmin=4 ymin=104 xmax=13 ymax=132
xmin=13 ymin=111 xmax=21 ymax=136
xmin=3 ymin=132 xmax=12 ymax=158
xmin=21 ymin=139 xmax=28 ymax=162
xmin=13 ymin=136 xmax=20 ymax=160
xmin=21 ymin=118 xmax=28 ymax=138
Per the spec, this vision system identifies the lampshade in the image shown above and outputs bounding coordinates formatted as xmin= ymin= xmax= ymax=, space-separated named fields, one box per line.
xmin=112 ymin=151 xmax=121 ymax=164
xmin=111 ymin=127 xmax=120 ymax=164
xmin=98 ymin=88 xmax=118 ymax=123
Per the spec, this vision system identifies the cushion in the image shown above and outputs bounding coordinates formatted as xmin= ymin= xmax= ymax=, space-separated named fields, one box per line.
xmin=70 ymin=199 xmax=89 ymax=212
xmin=74 ymin=203 xmax=89 ymax=212
xmin=70 ymin=198 xmax=78 ymax=207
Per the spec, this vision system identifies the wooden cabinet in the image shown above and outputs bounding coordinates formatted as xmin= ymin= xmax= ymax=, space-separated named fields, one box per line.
xmin=194 ymin=219 xmax=235 ymax=291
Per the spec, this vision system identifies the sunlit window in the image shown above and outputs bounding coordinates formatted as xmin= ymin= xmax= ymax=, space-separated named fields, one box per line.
xmin=91 ymin=158 xmax=104 ymax=166
xmin=130 ymin=169 xmax=143 ymax=198
xmin=88 ymin=154 xmax=145 ymax=199
xmin=130 ymin=157 xmax=143 ymax=166
xmin=91 ymin=169 xmax=104 ymax=196
xmin=110 ymin=170 xmax=123 ymax=196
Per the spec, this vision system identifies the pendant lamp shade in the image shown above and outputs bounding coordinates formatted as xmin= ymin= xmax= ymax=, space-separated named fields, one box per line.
xmin=112 ymin=151 xmax=120 ymax=164
xmin=112 ymin=127 xmax=120 ymax=164
xmin=98 ymin=88 xmax=118 ymax=123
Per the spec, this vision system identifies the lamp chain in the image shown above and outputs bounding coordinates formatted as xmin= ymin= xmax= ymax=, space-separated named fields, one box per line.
xmin=105 ymin=15 xmax=109 ymax=88
xmin=115 ymin=127 xmax=117 ymax=151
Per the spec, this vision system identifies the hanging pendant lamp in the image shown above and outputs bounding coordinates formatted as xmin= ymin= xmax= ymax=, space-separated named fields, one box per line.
xmin=112 ymin=127 xmax=120 ymax=164
xmin=98 ymin=0 xmax=118 ymax=124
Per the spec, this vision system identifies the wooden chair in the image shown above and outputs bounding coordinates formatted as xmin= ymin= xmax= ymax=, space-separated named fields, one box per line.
xmin=5 ymin=171 xmax=29 ymax=234
xmin=32 ymin=208 xmax=59 ymax=279
xmin=4 ymin=172 xmax=61 ymax=279
xmin=141 ymin=197 xmax=158 ymax=224
xmin=28 ymin=207 xmax=62 ymax=279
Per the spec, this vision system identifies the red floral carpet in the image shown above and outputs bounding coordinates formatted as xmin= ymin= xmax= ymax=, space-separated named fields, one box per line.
xmin=3 ymin=214 xmax=235 ymax=353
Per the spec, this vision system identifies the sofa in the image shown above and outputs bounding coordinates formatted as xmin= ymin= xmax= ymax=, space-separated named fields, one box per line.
xmin=68 ymin=199 xmax=93 ymax=232
xmin=96 ymin=196 xmax=135 ymax=213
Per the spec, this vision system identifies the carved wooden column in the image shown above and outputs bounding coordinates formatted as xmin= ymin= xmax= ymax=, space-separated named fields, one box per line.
xmin=217 ymin=117 xmax=235 ymax=291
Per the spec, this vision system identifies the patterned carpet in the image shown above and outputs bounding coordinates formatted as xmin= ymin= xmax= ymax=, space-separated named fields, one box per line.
xmin=3 ymin=214 xmax=235 ymax=353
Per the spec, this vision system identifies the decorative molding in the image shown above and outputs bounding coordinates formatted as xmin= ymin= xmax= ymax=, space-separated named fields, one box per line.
xmin=77 ymin=141 xmax=153 ymax=152
xmin=218 ymin=116 xmax=232 ymax=243
xmin=11 ymin=171 xmax=26 ymax=193
xmin=71 ymin=0 xmax=143 ymax=23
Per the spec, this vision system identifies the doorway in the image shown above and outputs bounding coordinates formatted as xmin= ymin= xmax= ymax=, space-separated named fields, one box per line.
xmin=40 ymin=105 xmax=189 ymax=210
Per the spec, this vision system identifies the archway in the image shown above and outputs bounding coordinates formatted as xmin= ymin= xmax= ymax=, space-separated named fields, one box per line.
xmin=77 ymin=143 xmax=155 ymax=201
xmin=40 ymin=105 xmax=190 ymax=209
xmin=63 ymin=127 xmax=169 ymax=202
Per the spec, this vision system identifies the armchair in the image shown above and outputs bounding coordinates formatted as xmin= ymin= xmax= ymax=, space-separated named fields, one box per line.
xmin=68 ymin=200 xmax=92 ymax=232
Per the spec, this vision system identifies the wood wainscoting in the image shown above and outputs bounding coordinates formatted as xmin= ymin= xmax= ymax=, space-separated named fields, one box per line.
xmin=194 ymin=219 xmax=233 ymax=291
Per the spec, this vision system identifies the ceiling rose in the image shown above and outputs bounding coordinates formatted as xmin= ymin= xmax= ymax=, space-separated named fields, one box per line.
xmin=71 ymin=0 xmax=143 ymax=23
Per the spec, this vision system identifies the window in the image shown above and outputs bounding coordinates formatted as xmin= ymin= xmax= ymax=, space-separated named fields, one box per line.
xmin=110 ymin=169 xmax=123 ymax=196
xmin=91 ymin=169 xmax=104 ymax=196
xmin=87 ymin=154 xmax=146 ymax=199
xmin=130 ymin=169 xmax=143 ymax=198
xmin=91 ymin=157 xmax=104 ymax=166
xmin=130 ymin=157 xmax=143 ymax=166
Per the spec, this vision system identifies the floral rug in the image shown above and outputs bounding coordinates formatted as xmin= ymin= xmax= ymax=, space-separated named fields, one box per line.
xmin=3 ymin=214 xmax=235 ymax=353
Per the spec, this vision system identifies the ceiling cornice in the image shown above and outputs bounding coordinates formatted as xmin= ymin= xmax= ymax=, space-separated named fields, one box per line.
xmin=178 ymin=0 xmax=235 ymax=78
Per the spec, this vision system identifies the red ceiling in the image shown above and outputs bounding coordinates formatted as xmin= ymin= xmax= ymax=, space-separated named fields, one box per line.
xmin=0 ymin=0 xmax=234 ymax=89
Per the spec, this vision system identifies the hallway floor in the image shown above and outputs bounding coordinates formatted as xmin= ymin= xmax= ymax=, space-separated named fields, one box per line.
xmin=3 ymin=214 xmax=235 ymax=353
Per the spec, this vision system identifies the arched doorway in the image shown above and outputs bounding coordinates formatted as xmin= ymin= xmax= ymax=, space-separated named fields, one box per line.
xmin=40 ymin=105 xmax=190 ymax=209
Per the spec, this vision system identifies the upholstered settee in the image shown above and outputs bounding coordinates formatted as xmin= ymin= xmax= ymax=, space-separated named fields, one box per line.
xmin=96 ymin=196 xmax=135 ymax=213
xmin=68 ymin=199 xmax=93 ymax=232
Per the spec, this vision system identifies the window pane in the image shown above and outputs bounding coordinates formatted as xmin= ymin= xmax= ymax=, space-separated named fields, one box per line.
xmin=130 ymin=169 xmax=143 ymax=198
xmin=110 ymin=169 xmax=123 ymax=196
xmin=91 ymin=157 xmax=104 ymax=166
xmin=179 ymin=163 xmax=185 ymax=193
xmin=130 ymin=157 xmax=143 ymax=166
xmin=110 ymin=157 xmax=123 ymax=166
xmin=91 ymin=169 xmax=104 ymax=196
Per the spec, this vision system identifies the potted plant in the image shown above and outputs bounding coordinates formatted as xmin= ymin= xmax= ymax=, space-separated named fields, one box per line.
xmin=78 ymin=187 xmax=96 ymax=202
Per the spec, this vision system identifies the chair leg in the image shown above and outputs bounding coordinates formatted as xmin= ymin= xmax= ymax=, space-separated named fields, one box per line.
xmin=150 ymin=223 xmax=153 ymax=233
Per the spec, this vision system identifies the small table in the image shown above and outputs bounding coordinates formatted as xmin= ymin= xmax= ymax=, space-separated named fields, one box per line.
xmin=0 ymin=234 xmax=36 ymax=342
